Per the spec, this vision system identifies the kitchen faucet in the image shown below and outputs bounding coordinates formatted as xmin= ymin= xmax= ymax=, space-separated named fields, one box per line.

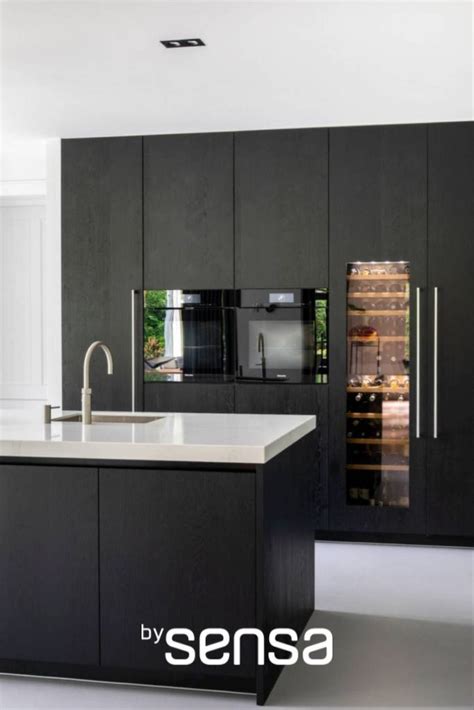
xmin=257 ymin=332 xmax=266 ymax=380
xmin=82 ymin=341 xmax=114 ymax=424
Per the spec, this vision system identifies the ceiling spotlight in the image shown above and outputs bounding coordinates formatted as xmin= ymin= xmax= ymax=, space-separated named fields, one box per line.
xmin=161 ymin=38 xmax=205 ymax=49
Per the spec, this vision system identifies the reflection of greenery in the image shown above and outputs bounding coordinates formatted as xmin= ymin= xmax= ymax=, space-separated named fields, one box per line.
xmin=315 ymin=293 xmax=328 ymax=356
xmin=315 ymin=292 xmax=328 ymax=383
xmin=144 ymin=290 xmax=167 ymax=359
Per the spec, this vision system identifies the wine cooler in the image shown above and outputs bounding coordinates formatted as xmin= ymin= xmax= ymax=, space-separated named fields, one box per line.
xmin=346 ymin=261 xmax=410 ymax=508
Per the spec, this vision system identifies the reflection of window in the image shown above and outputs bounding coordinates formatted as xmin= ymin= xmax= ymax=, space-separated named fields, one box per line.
xmin=164 ymin=290 xmax=183 ymax=357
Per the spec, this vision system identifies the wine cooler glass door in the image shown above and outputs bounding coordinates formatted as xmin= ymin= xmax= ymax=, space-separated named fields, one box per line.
xmin=346 ymin=261 xmax=410 ymax=508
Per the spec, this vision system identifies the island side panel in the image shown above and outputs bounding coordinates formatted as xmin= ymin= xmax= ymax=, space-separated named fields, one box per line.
xmin=99 ymin=467 xmax=257 ymax=692
xmin=255 ymin=431 xmax=316 ymax=705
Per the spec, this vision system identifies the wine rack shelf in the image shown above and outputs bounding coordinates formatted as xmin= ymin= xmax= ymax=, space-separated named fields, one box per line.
xmin=347 ymin=438 xmax=410 ymax=445
xmin=347 ymin=386 xmax=409 ymax=394
xmin=347 ymin=412 xmax=408 ymax=419
xmin=349 ymin=292 xmax=407 ymax=298
xmin=347 ymin=310 xmax=408 ymax=316
xmin=347 ymin=335 xmax=407 ymax=342
xmin=347 ymin=274 xmax=409 ymax=281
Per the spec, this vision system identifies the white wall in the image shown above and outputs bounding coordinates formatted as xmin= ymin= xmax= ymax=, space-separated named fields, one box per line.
xmin=0 ymin=138 xmax=46 ymax=197
xmin=0 ymin=139 xmax=51 ymax=408
xmin=315 ymin=542 xmax=473 ymax=625
xmin=0 ymin=200 xmax=47 ymax=405
xmin=44 ymin=139 xmax=62 ymax=408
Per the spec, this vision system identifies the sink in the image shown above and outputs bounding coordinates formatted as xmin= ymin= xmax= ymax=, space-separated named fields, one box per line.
xmin=53 ymin=414 xmax=163 ymax=424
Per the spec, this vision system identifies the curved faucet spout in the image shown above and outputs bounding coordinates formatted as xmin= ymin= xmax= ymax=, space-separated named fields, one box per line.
xmin=81 ymin=341 xmax=114 ymax=424
xmin=83 ymin=341 xmax=113 ymax=390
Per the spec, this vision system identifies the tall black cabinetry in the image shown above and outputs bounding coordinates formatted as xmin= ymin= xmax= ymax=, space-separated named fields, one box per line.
xmin=234 ymin=129 xmax=329 ymax=525
xmin=143 ymin=133 xmax=234 ymax=413
xmin=235 ymin=129 xmax=328 ymax=288
xmin=62 ymin=137 xmax=143 ymax=411
xmin=325 ymin=122 xmax=473 ymax=542
xmin=426 ymin=122 xmax=474 ymax=538
xmin=61 ymin=123 xmax=473 ymax=543
xmin=327 ymin=125 xmax=428 ymax=535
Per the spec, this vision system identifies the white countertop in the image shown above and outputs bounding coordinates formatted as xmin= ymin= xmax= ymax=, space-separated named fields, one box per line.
xmin=0 ymin=409 xmax=316 ymax=464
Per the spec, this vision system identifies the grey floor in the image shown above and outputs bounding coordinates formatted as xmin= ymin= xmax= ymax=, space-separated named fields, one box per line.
xmin=1 ymin=543 xmax=473 ymax=710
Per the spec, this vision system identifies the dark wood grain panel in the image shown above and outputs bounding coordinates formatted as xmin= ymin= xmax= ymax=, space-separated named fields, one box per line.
xmin=144 ymin=133 xmax=233 ymax=289
xmin=427 ymin=122 xmax=474 ymax=537
xmin=328 ymin=124 xmax=428 ymax=534
xmin=235 ymin=129 xmax=328 ymax=288
xmin=144 ymin=382 xmax=234 ymax=413
xmin=0 ymin=465 xmax=99 ymax=664
xmin=235 ymin=384 xmax=328 ymax=529
xmin=256 ymin=431 xmax=316 ymax=704
xmin=62 ymin=137 xmax=143 ymax=411
xmin=100 ymin=467 xmax=256 ymax=681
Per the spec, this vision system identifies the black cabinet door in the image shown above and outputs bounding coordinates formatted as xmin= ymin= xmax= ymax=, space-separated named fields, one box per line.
xmin=144 ymin=382 xmax=234 ymax=413
xmin=99 ymin=467 xmax=255 ymax=680
xmin=427 ymin=122 xmax=474 ymax=538
xmin=62 ymin=137 xmax=143 ymax=411
xmin=235 ymin=384 xmax=328 ymax=528
xmin=0 ymin=465 xmax=98 ymax=664
xmin=235 ymin=129 xmax=328 ymax=288
xmin=144 ymin=133 xmax=233 ymax=289
xmin=328 ymin=125 xmax=428 ymax=534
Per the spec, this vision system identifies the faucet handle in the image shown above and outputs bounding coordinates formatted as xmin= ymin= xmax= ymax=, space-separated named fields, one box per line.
xmin=44 ymin=404 xmax=60 ymax=424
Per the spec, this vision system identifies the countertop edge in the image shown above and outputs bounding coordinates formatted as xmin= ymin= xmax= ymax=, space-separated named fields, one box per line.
xmin=0 ymin=414 xmax=316 ymax=465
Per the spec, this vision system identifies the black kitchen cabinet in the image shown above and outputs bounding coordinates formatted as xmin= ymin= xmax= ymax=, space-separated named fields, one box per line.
xmin=99 ymin=467 xmax=256 ymax=679
xmin=235 ymin=129 xmax=328 ymax=288
xmin=0 ymin=464 xmax=98 ymax=664
xmin=144 ymin=382 xmax=234 ymax=413
xmin=144 ymin=133 xmax=234 ymax=289
xmin=62 ymin=137 xmax=143 ymax=411
xmin=426 ymin=122 xmax=474 ymax=538
xmin=0 ymin=434 xmax=315 ymax=703
xmin=235 ymin=384 xmax=328 ymax=527
xmin=327 ymin=125 xmax=428 ymax=535
xmin=60 ymin=122 xmax=473 ymax=545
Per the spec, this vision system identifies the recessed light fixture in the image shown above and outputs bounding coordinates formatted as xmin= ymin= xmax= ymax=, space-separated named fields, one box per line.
xmin=161 ymin=38 xmax=205 ymax=49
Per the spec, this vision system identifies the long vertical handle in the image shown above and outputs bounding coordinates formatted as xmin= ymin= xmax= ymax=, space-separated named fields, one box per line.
xmin=131 ymin=289 xmax=137 ymax=412
xmin=416 ymin=287 xmax=421 ymax=438
xmin=433 ymin=286 xmax=439 ymax=438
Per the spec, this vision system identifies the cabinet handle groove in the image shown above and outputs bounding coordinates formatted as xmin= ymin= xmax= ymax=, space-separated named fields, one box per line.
xmin=416 ymin=287 xmax=421 ymax=439
xmin=433 ymin=286 xmax=439 ymax=439
xmin=131 ymin=289 xmax=138 ymax=412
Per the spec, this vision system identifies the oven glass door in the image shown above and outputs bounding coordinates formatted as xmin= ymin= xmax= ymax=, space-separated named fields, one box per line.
xmin=144 ymin=290 xmax=235 ymax=382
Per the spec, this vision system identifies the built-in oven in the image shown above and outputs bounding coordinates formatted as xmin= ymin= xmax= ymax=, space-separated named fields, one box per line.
xmin=143 ymin=290 xmax=235 ymax=382
xmin=236 ymin=289 xmax=328 ymax=383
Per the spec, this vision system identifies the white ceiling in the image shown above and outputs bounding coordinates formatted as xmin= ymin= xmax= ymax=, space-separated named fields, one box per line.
xmin=1 ymin=0 xmax=473 ymax=142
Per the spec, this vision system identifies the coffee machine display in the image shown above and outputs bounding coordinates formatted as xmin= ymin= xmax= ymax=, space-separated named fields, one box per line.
xmin=236 ymin=289 xmax=328 ymax=383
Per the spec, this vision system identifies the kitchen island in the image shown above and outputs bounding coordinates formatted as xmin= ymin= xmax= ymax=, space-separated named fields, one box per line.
xmin=0 ymin=409 xmax=316 ymax=705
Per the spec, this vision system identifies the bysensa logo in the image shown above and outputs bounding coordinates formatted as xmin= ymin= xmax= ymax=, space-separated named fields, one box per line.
xmin=141 ymin=625 xmax=333 ymax=666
